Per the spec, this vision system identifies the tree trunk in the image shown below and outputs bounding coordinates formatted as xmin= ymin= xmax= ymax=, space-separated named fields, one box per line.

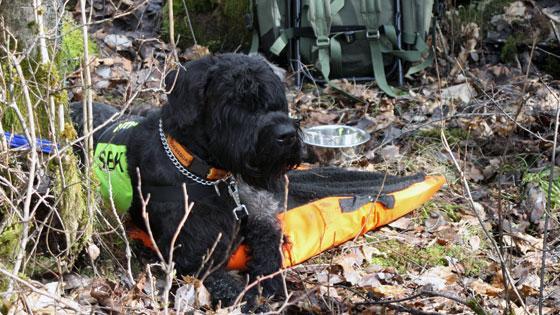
xmin=0 ymin=0 xmax=91 ymax=276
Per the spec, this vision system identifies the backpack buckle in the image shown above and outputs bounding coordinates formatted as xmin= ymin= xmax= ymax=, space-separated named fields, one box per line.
xmin=344 ymin=32 xmax=356 ymax=44
xmin=316 ymin=36 xmax=330 ymax=48
xmin=366 ymin=30 xmax=380 ymax=39
xmin=244 ymin=13 xmax=253 ymax=31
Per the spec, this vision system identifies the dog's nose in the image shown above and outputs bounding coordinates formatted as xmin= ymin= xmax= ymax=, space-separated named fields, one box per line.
xmin=274 ymin=124 xmax=297 ymax=146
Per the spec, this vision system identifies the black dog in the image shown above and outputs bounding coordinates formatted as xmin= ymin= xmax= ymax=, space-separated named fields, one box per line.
xmin=71 ymin=54 xmax=302 ymax=309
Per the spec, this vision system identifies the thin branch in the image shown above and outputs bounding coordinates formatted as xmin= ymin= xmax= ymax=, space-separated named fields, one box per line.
xmin=79 ymin=0 xmax=95 ymax=254
xmin=107 ymin=178 xmax=135 ymax=286
xmin=513 ymin=35 xmax=538 ymax=122
xmin=0 ymin=267 xmax=82 ymax=312
xmin=440 ymin=129 xmax=529 ymax=314
xmin=6 ymin=51 xmax=38 ymax=296
xmin=167 ymin=0 xmax=178 ymax=61
xmin=538 ymin=76 xmax=560 ymax=315
xmin=233 ymin=268 xmax=293 ymax=307
xmin=137 ymin=168 xmax=193 ymax=314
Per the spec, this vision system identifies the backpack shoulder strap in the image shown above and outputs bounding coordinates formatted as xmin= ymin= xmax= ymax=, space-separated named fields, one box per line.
xmin=361 ymin=0 xmax=401 ymax=97
xmin=307 ymin=0 xmax=332 ymax=80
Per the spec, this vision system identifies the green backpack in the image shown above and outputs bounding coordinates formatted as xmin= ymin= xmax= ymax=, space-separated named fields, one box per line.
xmin=249 ymin=0 xmax=435 ymax=97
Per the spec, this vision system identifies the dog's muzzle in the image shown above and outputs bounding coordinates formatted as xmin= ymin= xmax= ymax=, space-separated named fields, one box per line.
xmin=272 ymin=123 xmax=298 ymax=147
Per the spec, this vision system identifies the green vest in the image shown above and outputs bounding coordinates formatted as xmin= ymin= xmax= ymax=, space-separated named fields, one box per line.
xmin=93 ymin=119 xmax=140 ymax=213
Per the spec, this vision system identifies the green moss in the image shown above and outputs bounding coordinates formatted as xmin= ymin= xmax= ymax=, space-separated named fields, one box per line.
xmin=542 ymin=55 xmax=560 ymax=79
xmin=50 ymin=153 xmax=91 ymax=259
xmin=0 ymin=11 xmax=92 ymax=275
xmin=368 ymin=239 xmax=487 ymax=277
xmin=56 ymin=16 xmax=98 ymax=75
xmin=162 ymin=0 xmax=251 ymax=52
xmin=441 ymin=203 xmax=462 ymax=222
xmin=467 ymin=298 xmax=488 ymax=315
xmin=414 ymin=200 xmax=462 ymax=224
xmin=414 ymin=201 xmax=433 ymax=223
xmin=0 ymin=219 xmax=22 ymax=259
xmin=500 ymin=35 xmax=519 ymax=63
xmin=523 ymin=168 xmax=560 ymax=209
xmin=456 ymin=0 xmax=515 ymax=34
xmin=417 ymin=127 xmax=469 ymax=147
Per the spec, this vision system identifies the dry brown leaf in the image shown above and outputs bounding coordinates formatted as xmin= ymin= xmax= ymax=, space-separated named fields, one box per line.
xmin=357 ymin=273 xmax=382 ymax=289
xmin=370 ymin=285 xmax=407 ymax=298
xmin=307 ymin=111 xmax=338 ymax=125
xmin=388 ymin=216 xmax=411 ymax=230
xmin=334 ymin=251 xmax=365 ymax=285
xmin=180 ymin=44 xmax=211 ymax=61
xmin=511 ymin=231 xmax=543 ymax=254
xmin=469 ymin=279 xmax=503 ymax=297
xmin=518 ymin=274 xmax=541 ymax=297
xmin=175 ymin=276 xmax=212 ymax=313
xmin=466 ymin=164 xmax=484 ymax=182
xmin=441 ymin=83 xmax=477 ymax=104
xmin=413 ymin=266 xmax=458 ymax=290
xmin=468 ymin=235 xmax=481 ymax=252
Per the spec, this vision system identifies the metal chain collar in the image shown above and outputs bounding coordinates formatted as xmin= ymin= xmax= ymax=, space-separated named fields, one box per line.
xmin=159 ymin=119 xmax=247 ymax=220
xmin=159 ymin=119 xmax=227 ymax=186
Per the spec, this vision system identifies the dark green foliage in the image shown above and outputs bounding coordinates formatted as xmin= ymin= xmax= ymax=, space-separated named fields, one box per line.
xmin=162 ymin=0 xmax=251 ymax=52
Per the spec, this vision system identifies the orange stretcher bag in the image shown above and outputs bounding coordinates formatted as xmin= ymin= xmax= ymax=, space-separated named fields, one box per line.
xmin=129 ymin=170 xmax=446 ymax=270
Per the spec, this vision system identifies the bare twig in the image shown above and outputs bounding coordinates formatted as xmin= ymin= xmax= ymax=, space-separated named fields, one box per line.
xmin=0 ymin=267 xmax=82 ymax=312
xmin=6 ymin=51 xmax=38 ymax=296
xmin=513 ymin=35 xmax=538 ymax=122
xmin=137 ymin=168 xmax=193 ymax=314
xmin=233 ymin=268 xmax=293 ymax=307
xmin=434 ymin=37 xmax=526 ymax=314
xmin=162 ymin=183 xmax=193 ymax=313
xmin=538 ymin=76 xmax=560 ymax=315
xmin=107 ymin=178 xmax=135 ymax=285
xmin=167 ymin=0 xmax=178 ymax=61
xmin=78 ymin=0 xmax=96 ymax=268
xmin=283 ymin=174 xmax=289 ymax=212
xmin=180 ymin=0 xmax=197 ymax=45
xmin=440 ymin=130 xmax=529 ymax=313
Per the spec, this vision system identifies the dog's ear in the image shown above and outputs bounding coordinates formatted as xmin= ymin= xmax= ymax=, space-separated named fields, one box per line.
xmin=251 ymin=54 xmax=286 ymax=82
xmin=164 ymin=59 xmax=213 ymax=128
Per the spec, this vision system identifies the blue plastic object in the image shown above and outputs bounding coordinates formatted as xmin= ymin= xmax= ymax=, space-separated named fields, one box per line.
xmin=3 ymin=131 xmax=58 ymax=154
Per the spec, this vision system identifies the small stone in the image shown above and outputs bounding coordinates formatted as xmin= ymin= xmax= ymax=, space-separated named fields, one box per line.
xmin=441 ymin=83 xmax=477 ymax=104
xmin=379 ymin=145 xmax=400 ymax=162
xmin=95 ymin=65 xmax=112 ymax=79
xmin=104 ymin=34 xmax=132 ymax=50
xmin=87 ymin=243 xmax=100 ymax=261
xmin=139 ymin=45 xmax=155 ymax=60
xmin=94 ymin=80 xmax=110 ymax=90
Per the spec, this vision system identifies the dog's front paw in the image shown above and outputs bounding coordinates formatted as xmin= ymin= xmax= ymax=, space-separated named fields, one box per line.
xmin=241 ymin=295 xmax=271 ymax=314
xmin=259 ymin=274 xmax=286 ymax=301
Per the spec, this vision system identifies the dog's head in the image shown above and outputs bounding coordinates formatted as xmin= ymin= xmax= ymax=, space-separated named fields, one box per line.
xmin=162 ymin=54 xmax=302 ymax=189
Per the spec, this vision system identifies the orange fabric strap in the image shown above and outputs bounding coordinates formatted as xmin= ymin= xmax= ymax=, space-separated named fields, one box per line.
xmin=167 ymin=136 xmax=230 ymax=181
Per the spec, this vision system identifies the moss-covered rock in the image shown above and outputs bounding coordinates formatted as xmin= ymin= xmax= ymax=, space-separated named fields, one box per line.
xmin=0 ymin=8 xmax=93 ymax=275
xmin=162 ymin=0 xmax=251 ymax=52
xmin=56 ymin=16 xmax=98 ymax=75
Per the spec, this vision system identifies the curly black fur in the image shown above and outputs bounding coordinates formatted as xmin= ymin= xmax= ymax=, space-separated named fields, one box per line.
xmin=71 ymin=54 xmax=302 ymax=311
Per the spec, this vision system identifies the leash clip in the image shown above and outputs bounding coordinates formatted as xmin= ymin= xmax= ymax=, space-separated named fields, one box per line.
xmin=227 ymin=179 xmax=248 ymax=221
xmin=232 ymin=204 xmax=249 ymax=221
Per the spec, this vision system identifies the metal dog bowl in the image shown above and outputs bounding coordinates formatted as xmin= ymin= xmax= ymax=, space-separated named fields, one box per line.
xmin=303 ymin=125 xmax=371 ymax=148
xmin=302 ymin=125 xmax=371 ymax=164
